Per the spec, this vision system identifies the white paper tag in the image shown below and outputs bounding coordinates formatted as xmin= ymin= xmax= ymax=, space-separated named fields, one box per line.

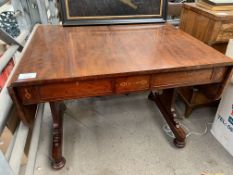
xmin=18 ymin=73 xmax=37 ymax=80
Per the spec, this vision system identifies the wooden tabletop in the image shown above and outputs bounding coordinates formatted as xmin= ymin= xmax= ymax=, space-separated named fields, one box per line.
xmin=183 ymin=3 xmax=233 ymax=20
xmin=11 ymin=24 xmax=233 ymax=86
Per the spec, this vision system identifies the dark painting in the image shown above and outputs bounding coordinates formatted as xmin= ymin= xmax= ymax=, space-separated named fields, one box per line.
xmin=60 ymin=0 xmax=167 ymax=25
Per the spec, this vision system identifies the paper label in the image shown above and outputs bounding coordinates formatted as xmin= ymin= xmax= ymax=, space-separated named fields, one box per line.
xmin=18 ymin=73 xmax=37 ymax=80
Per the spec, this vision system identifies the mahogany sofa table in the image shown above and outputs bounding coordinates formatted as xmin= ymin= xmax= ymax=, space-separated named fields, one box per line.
xmin=8 ymin=24 xmax=233 ymax=169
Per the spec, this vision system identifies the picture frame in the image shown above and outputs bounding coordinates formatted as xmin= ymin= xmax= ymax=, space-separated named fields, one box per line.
xmin=59 ymin=0 xmax=168 ymax=26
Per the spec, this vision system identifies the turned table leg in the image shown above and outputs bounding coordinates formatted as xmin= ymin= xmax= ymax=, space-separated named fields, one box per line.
xmin=50 ymin=102 xmax=66 ymax=169
xmin=148 ymin=89 xmax=186 ymax=148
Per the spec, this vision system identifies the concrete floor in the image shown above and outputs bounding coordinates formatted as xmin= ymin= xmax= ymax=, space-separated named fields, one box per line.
xmin=34 ymin=92 xmax=233 ymax=175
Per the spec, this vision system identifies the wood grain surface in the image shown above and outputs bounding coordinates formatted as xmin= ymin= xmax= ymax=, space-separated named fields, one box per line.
xmin=180 ymin=3 xmax=233 ymax=45
xmin=10 ymin=24 xmax=233 ymax=87
xmin=182 ymin=3 xmax=233 ymax=21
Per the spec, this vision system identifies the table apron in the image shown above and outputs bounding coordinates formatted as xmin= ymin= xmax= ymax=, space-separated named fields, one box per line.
xmin=16 ymin=67 xmax=228 ymax=105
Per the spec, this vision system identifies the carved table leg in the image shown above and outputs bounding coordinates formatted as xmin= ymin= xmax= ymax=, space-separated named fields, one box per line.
xmin=148 ymin=89 xmax=186 ymax=148
xmin=50 ymin=102 xmax=66 ymax=170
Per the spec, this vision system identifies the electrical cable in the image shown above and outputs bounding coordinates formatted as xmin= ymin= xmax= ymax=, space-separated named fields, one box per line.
xmin=162 ymin=121 xmax=213 ymax=139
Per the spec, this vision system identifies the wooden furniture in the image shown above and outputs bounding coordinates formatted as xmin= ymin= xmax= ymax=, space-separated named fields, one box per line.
xmin=178 ymin=3 xmax=233 ymax=117
xmin=59 ymin=0 xmax=167 ymax=25
xmin=180 ymin=3 xmax=233 ymax=53
xmin=176 ymin=86 xmax=218 ymax=117
xmin=8 ymin=24 xmax=233 ymax=170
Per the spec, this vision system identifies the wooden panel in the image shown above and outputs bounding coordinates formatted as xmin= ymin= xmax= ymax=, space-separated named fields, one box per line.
xmin=180 ymin=3 xmax=233 ymax=45
xmin=182 ymin=3 xmax=233 ymax=21
xmin=39 ymin=79 xmax=112 ymax=100
xmin=211 ymin=67 xmax=227 ymax=82
xmin=180 ymin=10 xmax=196 ymax=34
xmin=192 ymin=13 xmax=209 ymax=41
xmin=207 ymin=21 xmax=222 ymax=45
xmin=151 ymin=69 xmax=214 ymax=88
xmin=179 ymin=7 xmax=186 ymax=30
xmin=180 ymin=9 xmax=210 ymax=41
xmin=17 ymin=86 xmax=39 ymax=104
xmin=177 ymin=87 xmax=212 ymax=106
xmin=115 ymin=75 xmax=150 ymax=93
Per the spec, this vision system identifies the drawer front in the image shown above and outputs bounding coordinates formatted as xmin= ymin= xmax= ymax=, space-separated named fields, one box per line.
xmin=151 ymin=69 xmax=214 ymax=88
xmin=115 ymin=75 xmax=150 ymax=93
xmin=216 ymin=23 xmax=233 ymax=43
xmin=39 ymin=79 xmax=112 ymax=100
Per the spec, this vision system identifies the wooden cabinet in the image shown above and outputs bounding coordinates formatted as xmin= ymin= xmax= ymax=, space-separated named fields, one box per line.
xmin=180 ymin=3 xmax=233 ymax=52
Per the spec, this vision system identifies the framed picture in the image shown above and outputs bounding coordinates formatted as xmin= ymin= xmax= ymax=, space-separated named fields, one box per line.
xmin=59 ymin=0 xmax=168 ymax=25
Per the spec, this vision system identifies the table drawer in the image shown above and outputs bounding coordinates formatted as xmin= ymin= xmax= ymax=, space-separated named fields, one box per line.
xmin=151 ymin=69 xmax=214 ymax=88
xmin=39 ymin=79 xmax=113 ymax=100
xmin=115 ymin=75 xmax=150 ymax=93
